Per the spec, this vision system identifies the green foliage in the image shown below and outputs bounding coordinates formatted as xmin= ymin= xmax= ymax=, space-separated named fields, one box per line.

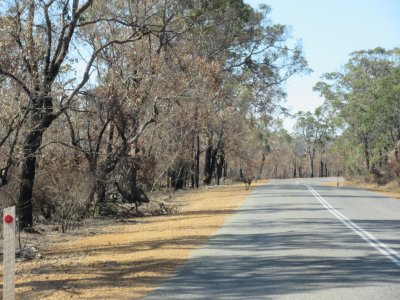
xmin=315 ymin=47 xmax=400 ymax=177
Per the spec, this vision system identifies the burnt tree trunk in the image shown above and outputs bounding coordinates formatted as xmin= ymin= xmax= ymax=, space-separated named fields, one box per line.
xmin=167 ymin=168 xmax=171 ymax=188
xmin=114 ymin=161 xmax=149 ymax=211
xmin=298 ymin=166 xmax=303 ymax=178
xmin=19 ymin=131 xmax=42 ymax=229
xmin=258 ymin=153 xmax=266 ymax=179
xmin=191 ymin=136 xmax=200 ymax=189
xmin=175 ymin=170 xmax=185 ymax=190
xmin=195 ymin=136 xmax=200 ymax=188
xmin=215 ymin=150 xmax=225 ymax=185
xmin=84 ymin=121 xmax=118 ymax=216
xmin=18 ymin=96 xmax=56 ymax=230
xmin=190 ymin=132 xmax=196 ymax=189
xmin=172 ymin=164 xmax=185 ymax=190
xmin=204 ymin=138 xmax=215 ymax=185
xmin=320 ymin=159 xmax=324 ymax=177
xmin=223 ymin=161 xmax=227 ymax=178
xmin=310 ymin=150 xmax=315 ymax=178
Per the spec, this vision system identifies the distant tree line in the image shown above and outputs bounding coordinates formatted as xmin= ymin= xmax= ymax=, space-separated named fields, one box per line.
xmin=261 ymin=48 xmax=400 ymax=184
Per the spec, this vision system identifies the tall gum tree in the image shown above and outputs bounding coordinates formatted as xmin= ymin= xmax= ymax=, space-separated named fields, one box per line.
xmin=294 ymin=107 xmax=331 ymax=178
xmin=186 ymin=1 xmax=309 ymax=184
xmin=315 ymin=48 xmax=400 ymax=174
xmin=0 ymin=0 xmax=166 ymax=229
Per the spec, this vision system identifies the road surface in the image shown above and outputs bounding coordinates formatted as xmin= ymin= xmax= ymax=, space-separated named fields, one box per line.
xmin=146 ymin=178 xmax=400 ymax=299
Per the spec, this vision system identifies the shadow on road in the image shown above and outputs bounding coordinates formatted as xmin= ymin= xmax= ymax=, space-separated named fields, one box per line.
xmin=147 ymin=184 xmax=400 ymax=299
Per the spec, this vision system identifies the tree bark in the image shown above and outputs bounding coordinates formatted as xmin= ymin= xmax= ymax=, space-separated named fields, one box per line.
xmin=310 ymin=159 xmax=314 ymax=178
xmin=18 ymin=131 xmax=43 ymax=229
xmin=320 ymin=159 xmax=324 ymax=177
xmin=215 ymin=149 xmax=225 ymax=185
xmin=172 ymin=164 xmax=185 ymax=190
xmin=195 ymin=136 xmax=200 ymax=188
xmin=18 ymin=95 xmax=55 ymax=229
xmin=223 ymin=161 xmax=227 ymax=178
xmin=258 ymin=153 xmax=266 ymax=179
xmin=203 ymin=138 xmax=214 ymax=185
xmin=364 ymin=134 xmax=370 ymax=171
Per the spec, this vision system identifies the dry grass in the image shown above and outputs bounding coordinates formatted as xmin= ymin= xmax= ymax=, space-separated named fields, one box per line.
xmin=321 ymin=180 xmax=400 ymax=200
xmin=1 ymin=183 xmax=259 ymax=299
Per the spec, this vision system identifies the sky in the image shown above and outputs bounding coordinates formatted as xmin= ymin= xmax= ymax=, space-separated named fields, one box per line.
xmin=244 ymin=0 xmax=400 ymax=132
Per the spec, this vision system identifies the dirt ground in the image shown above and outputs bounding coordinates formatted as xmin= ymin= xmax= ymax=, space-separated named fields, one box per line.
xmin=1 ymin=182 xmax=264 ymax=299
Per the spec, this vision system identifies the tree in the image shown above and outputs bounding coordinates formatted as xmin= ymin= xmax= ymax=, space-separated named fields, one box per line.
xmin=0 ymin=0 xmax=168 ymax=229
xmin=315 ymin=47 xmax=400 ymax=176
xmin=0 ymin=0 xmax=309 ymax=228
xmin=294 ymin=107 xmax=331 ymax=178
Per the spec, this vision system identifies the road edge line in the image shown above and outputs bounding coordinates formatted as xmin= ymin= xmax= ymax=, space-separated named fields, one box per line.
xmin=306 ymin=184 xmax=400 ymax=268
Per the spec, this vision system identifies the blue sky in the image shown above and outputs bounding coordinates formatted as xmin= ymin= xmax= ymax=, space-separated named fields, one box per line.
xmin=244 ymin=0 xmax=400 ymax=131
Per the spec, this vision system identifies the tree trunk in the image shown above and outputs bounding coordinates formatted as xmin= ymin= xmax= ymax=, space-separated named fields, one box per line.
xmin=96 ymin=180 xmax=107 ymax=215
xmin=18 ymin=96 xmax=55 ymax=229
xmin=378 ymin=150 xmax=383 ymax=168
xmin=215 ymin=150 xmax=225 ymax=185
xmin=204 ymin=138 xmax=212 ymax=181
xmin=223 ymin=161 xmax=227 ymax=178
xmin=258 ymin=153 xmax=266 ymax=179
xmin=18 ymin=130 xmax=43 ymax=229
xmin=310 ymin=155 xmax=315 ymax=178
xmin=364 ymin=135 xmax=370 ymax=171
xmin=320 ymin=159 xmax=324 ymax=177
xmin=172 ymin=164 xmax=185 ymax=190
xmin=191 ymin=168 xmax=195 ymax=188
xmin=204 ymin=138 xmax=215 ymax=185
xmin=195 ymin=136 xmax=200 ymax=188
xmin=190 ymin=132 xmax=197 ymax=189
xmin=309 ymin=147 xmax=317 ymax=178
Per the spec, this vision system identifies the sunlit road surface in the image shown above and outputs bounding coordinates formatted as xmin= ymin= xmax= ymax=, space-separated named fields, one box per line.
xmin=146 ymin=178 xmax=400 ymax=299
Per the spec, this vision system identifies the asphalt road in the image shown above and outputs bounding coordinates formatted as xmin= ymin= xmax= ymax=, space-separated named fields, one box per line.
xmin=146 ymin=178 xmax=400 ymax=299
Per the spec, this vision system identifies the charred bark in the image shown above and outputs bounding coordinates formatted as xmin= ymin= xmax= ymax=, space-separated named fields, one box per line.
xmin=258 ymin=153 xmax=266 ymax=179
xmin=195 ymin=135 xmax=200 ymax=188
xmin=114 ymin=163 xmax=149 ymax=212
xmin=18 ymin=96 xmax=57 ymax=230
xmin=203 ymin=138 xmax=214 ymax=185
xmin=215 ymin=149 xmax=225 ymax=185
xmin=320 ymin=159 xmax=324 ymax=177
xmin=171 ymin=164 xmax=186 ymax=190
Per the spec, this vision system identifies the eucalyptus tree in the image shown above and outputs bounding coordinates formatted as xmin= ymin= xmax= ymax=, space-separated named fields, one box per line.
xmin=294 ymin=107 xmax=331 ymax=178
xmin=182 ymin=1 xmax=309 ymax=184
xmin=374 ymin=66 xmax=400 ymax=143
xmin=0 ymin=0 xmax=174 ymax=229
xmin=315 ymin=48 xmax=400 ymax=174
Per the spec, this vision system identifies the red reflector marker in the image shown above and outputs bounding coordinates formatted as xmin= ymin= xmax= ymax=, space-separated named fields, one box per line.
xmin=4 ymin=214 xmax=13 ymax=224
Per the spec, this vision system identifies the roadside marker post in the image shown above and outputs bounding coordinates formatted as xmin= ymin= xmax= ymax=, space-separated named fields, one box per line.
xmin=3 ymin=206 xmax=16 ymax=300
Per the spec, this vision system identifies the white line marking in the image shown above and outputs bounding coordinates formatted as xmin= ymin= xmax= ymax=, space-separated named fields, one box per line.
xmin=306 ymin=185 xmax=400 ymax=268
